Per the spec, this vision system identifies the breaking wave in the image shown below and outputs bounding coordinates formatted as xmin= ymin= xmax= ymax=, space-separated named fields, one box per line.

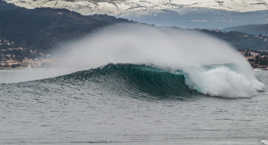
xmin=50 ymin=24 xmax=263 ymax=98
xmin=51 ymin=62 xmax=263 ymax=98
xmin=1 ymin=24 xmax=264 ymax=98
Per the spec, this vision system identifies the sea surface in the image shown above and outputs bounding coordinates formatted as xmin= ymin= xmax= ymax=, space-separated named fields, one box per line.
xmin=0 ymin=64 xmax=267 ymax=145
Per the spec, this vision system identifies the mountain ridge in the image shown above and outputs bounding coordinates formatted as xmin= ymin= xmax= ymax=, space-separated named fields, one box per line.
xmin=224 ymin=24 xmax=268 ymax=36
xmin=5 ymin=0 xmax=268 ymax=29
xmin=4 ymin=0 xmax=268 ymax=16
xmin=126 ymin=8 xmax=268 ymax=29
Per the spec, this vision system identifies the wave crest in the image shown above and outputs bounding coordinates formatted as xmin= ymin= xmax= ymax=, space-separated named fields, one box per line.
xmin=56 ymin=63 xmax=263 ymax=98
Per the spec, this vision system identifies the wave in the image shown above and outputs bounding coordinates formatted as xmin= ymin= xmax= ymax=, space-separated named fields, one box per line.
xmin=1 ymin=24 xmax=264 ymax=98
xmin=49 ymin=63 xmax=263 ymax=99
xmin=54 ymin=63 xmax=197 ymax=99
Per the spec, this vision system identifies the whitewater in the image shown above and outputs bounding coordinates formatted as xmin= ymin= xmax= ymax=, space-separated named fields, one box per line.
xmin=0 ymin=24 xmax=267 ymax=145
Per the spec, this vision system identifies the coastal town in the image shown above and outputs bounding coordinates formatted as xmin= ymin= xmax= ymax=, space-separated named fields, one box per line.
xmin=0 ymin=39 xmax=52 ymax=68
xmin=0 ymin=57 xmax=53 ymax=68
xmin=240 ymin=49 xmax=268 ymax=69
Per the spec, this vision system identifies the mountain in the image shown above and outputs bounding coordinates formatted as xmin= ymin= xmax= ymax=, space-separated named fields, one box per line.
xmin=0 ymin=0 xmax=129 ymax=66
xmin=200 ymin=30 xmax=268 ymax=50
xmin=1 ymin=0 xmax=268 ymax=66
xmin=0 ymin=0 xmax=128 ymax=61
xmin=4 ymin=0 xmax=268 ymax=29
xmin=224 ymin=24 xmax=268 ymax=36
xmin=126 ymin=8 xmax=268 ymax=29
xmin=4 ymin=0 xmax=268 ymax=16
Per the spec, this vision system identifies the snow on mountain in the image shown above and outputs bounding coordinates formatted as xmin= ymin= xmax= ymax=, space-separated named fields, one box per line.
xmin=4 ymin=0 xmax=268 ymax=16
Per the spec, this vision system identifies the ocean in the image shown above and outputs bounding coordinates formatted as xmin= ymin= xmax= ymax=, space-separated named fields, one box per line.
xmin=0 ymin=64 xmax=267 ymax=145
xmin=0 ymin=24 xmax=267 ymax=145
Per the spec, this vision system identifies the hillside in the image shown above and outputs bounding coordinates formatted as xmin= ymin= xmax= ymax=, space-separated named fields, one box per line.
xmin=224 ymin=24 xmax=268 ymax=36
xmin=127 ymin=9 xmax=268 ymax=29
xmin=0 ymin=1 xmax=128 ymax=61
xmin=200 ymin=30 xmax=268 ymax=50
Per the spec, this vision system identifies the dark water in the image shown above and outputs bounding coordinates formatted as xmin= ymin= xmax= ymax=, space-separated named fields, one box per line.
xmin=0 ymin=64 xmax=268 ymax=145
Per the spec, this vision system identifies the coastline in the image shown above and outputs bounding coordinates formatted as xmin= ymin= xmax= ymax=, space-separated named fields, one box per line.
xmin=0 ymin=57 xmax=268 ymax=71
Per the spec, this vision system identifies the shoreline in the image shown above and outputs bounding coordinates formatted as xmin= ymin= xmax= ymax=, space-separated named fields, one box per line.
xmin=1 ymin=50 xmax=268 ymax=70
xmin=1 ymin=62 xmax=268 ymax=71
